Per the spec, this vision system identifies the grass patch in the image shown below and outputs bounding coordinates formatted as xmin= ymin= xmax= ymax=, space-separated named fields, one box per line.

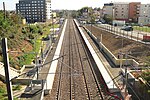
xmin=34 ymin=38 xmax=42 ymax=54
xmin=12 ymin=85 xmax=21 ymax=91
xmin=52 ymin=24 xmax=60 ymax=28
xmin=22 ymin=38 xmax=41 ymax=65
xmin=18 ymin=53 xmax=35 ymax=67
xmin=133 ymin=26 xmax=150 ymax=33
xmin=43 ymin=24 xmax=59 ymax=38
xmin=0 ymin=82 xmax=7 ymax=100
xmin=43 ymin=26 xmax=51 ymax=36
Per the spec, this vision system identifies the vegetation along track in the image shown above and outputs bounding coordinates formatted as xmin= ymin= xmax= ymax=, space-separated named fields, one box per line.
xmin=44 ymin=19 xmax=105 ymax=100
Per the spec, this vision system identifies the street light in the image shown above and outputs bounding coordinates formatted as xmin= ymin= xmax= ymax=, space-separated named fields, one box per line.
xmin=111 ymin=7 xmax=115 ymax=33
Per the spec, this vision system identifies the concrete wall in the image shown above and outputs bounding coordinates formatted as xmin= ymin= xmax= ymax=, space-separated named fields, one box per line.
xmin=83 ymin=26 xmax=139 ymax=67
xmin=12 ymin=78 xmax=32 ymax=85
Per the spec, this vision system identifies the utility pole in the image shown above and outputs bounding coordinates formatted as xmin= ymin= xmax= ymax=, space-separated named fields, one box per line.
xmin=51 ymin=13 xmax=55 ymax=42
xmin=3 ymin=2 xmax=6 ymax=20
xmin=119 ymin=51 xmax=123 ymax=69
xmin=36 ymin=52 xmax=38 ymax=79
xmin=100 ymin=34 xmax=102 ymax=50
xmin=35 ymin=37 xmax=39 ymax=80
xmin=53 ymin=14 xmax=55 ymax=41
xmin=124 ymin=52 xmax=128 ymax=98
xmin=2 ymin=38 xmax=13 ymax=100
xmin=41 ymin=41 xmax=44 ymax=64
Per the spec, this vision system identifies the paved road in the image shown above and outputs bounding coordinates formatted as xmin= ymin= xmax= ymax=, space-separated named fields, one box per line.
xmin=99 ymin=24 xmax=143 ymax=39
xmin=95 ymin=24 xmax=150 ymax=44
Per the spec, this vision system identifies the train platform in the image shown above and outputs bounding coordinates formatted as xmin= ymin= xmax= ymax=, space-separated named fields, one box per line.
xmin=77 ymin=24 xmax=124 ymax=98
xmin=18 ymin=20 xmax=67 ymax=100
xmin=19 ymin=19 xmax=124 ymax=99
xmin=83 ymin=26 xmax=134 ymax=99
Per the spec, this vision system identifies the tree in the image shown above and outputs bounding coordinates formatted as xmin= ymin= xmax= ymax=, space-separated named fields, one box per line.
xmin=141 ymin=71 xmax=150 ymax=83
xmin=103 ymin=14 xmax=113 ymax=24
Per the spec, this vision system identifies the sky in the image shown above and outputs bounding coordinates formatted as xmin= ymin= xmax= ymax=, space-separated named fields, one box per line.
xmin=0 ymin=0 xmax=150 ymax=10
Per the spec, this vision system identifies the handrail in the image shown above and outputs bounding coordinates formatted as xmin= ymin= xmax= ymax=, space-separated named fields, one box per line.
xmin=99 ymin=73 xmax=122 ymax=100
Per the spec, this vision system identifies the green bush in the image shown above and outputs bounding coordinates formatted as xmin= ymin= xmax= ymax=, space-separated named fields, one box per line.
xmin=0 ymin=85 xmax=6 ymax=99
xmin=29 ymin=25 xmax=38 ymax=33
xmin=28 ymin=34 xmax=35 ymax=39
xmin=12 ymin=85 xmax=21 ymax=91
xmin=18 ymin=53 xmax=35 ymax=66
xmin=22 ymin=27 xmax=27 ymax=34
xmin=141 ymin=71 xmax=150 ymax=83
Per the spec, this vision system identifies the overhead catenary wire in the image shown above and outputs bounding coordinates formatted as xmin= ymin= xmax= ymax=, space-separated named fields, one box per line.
xmin=129 ymin=64 xmax=150 ymax=88
xmin=88 ymin=23 xmax=149 ymax=99
xmin=120 ymin=52 xmax=150 ymax=88
xmin=10 ymin=55 xmax=65 ymax=81
xmin=121 ymin=75 xmax=141 ymax=100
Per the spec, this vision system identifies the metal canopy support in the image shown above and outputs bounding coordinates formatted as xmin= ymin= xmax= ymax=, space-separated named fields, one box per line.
xmin=2 ymin=38 xmax=13 ymax=100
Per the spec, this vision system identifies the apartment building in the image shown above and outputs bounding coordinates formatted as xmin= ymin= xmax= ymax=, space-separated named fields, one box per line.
xmin=103 ymin=2 xmax=141 ymax=23
xmin=113 ymin=2 xmax=129 ymax=21
xmin=103 ymin=2 xmax=129 ymax=22
xmin=138 ymin=4 xmax=150 ymax=25
xmin=128 ymin=2 xmax=141 ymax=23
xmin=102 ymin=3 xmax=114 ymax=17
xmin=16 ymin=0 xmax=51 ymax=23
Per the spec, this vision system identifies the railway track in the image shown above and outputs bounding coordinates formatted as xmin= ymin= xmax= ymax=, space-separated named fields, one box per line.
xmin=44 ymin=19 xmax=105 ymax=100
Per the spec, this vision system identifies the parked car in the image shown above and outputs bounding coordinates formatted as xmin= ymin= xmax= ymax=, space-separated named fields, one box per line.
xmin=121 ymin=26 xmax=133 ymax=31
xmin=97 ymin=21 xmax=102 ymax=24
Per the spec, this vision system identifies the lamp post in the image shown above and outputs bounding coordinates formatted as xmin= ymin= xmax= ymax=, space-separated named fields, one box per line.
xmin=124 ymin=52 xmax=129 ymax=98
xmin=112 ymin=7 xmax=115 ymax=33
xmin=51 ymin=14 xmax=55 ymax=42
